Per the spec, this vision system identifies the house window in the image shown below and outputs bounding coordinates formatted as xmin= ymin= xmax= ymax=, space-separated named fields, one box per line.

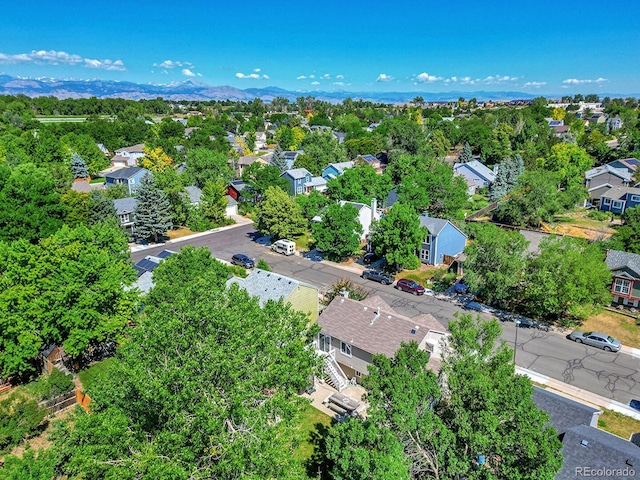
xmin=603 ymin=198 xmax=611 ymax=205
xmin=420 ymin=249 xmax=430 ymax=261
xmin=296 ymin=186 xmax=303 ymax=194
xmin=612 ymin=200 xmax=623 ymax=209
xmin=355 ymin=370 xmax=362 ymax=378
xmin=340 ymin=342 xmax=352 ymax=357
xmin=632 ymin=195 xmax=640 ymax=203
xmin=119 ymin=214 xmax=130 ymax=224
xmin=614 ymin=278 xmax=631 ymax=295
xmin=424 ymin=236 xmax=431 ymax=245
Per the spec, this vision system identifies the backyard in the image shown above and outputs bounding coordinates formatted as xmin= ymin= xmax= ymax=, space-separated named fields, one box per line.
xmin=581 ymin=309 xmax=640 ymax=349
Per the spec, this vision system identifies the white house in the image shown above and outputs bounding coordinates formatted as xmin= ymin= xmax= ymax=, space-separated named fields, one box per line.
xmin=313 ymin=199 xmax=380 ymax=241
xmin=110 ymin=144 xmax=146 ymax=169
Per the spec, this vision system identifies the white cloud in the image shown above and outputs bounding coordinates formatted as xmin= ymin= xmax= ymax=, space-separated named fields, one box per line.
xmin=309 ymin=74 xmax=315 ymax=79
xmin=376 ymin=73 xmax=394 ymax=82
xmin=333 ymin=82 xmax=344 ymax=86
xmin=236 ymin=71 xmax=269 ymax=79
xmin=321 ymin=73 xmax=331 ymax=80
xmin=311 ymin=81 xmax=320 ymax=85
xmin=153 ymin=60 xmax=193 ymax=69
xmin=336 ymin=74 xmax=344 ymax=79
xmin=523 ymin=81 xmax=547 ymax=88
xmin=296 ymin=75 xmax=307 ymax=80
xmin=415 ymin=72 xmax=443 ymax=83
xmin=0 ymin=49 xmax=126 ymax=71
xmin=253 ymin=68 xmax=261 ymax=72
xmin=563 ymin=77 xmax=607 ymax=85
xmin=182 ymin=68 xmax=201 ymax=77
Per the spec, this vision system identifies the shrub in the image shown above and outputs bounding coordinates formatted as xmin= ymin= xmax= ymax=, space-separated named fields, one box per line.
xmin=0 ymin=393 xmax=47 ymax=451
xmin=586 ymin=210 xmax=610 ymax=221
xmin=324 ymin=278 xmax=369 ymax=305
xmin=256 ymin=259 xmax=271 ymax=271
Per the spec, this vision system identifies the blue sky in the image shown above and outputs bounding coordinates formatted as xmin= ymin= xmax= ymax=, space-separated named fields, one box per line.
xmin=1 ymin=0 xmax=639 ymax=95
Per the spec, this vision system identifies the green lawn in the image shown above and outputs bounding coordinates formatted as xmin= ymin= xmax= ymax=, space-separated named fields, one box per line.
xmin=292 ymin=402 xmax=332 ymax=462
xmin=77 ymin=357 xmax=116 ymax=393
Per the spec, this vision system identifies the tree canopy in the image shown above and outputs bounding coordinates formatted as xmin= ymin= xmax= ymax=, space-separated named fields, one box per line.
xmin=254 ymin=186 xmax=307 ymax=240
xmin=312 ymin=202 xmax=363 ymax=261
xmin=370 ymin=203 xmax=425 ymax=271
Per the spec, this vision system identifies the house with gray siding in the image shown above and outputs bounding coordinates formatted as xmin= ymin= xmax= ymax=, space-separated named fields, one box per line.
xmin=316 ymin=295 xmax=447 ymax=385
xmin=418 ymin=214 xmax=467 ymax=266
xmin=113 ymin=197 xmax=138 ymax=238
xmin=104 ymin=167 xmax=150 ymax=195
xmin=584 ymin=164 xmax=631 ymax=206
xmin=453 ymin=159 xmax=496 ymax=193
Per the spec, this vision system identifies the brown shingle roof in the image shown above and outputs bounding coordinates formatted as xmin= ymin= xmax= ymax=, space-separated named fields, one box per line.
xmin=318 ymin=296 xmax=445 ymax=358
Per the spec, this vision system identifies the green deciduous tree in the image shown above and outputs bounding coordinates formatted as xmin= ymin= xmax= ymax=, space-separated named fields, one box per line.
xmin=186 ymin=147 xmax=233 ymax=189
xmin=241 ymin=162 xmax=290 ymax=203
xmin=312 ymin=202 xmax=363 ymax=261
xmin=61 ymin=190 xmax=90 ymax=227
xmin=200 ymin=179 xmax=228 ymax=226
xmin=295 ymin=189 xmax=331 ymax=220
xmin=463 ymin=223 xmax=529 ymax=308
xmin=297 ymin=129 xmax=348 ymax=176
xmin=54 ymin=280 xmax=319 ymax=479
xmin=370 ymin=203 xmax=426 ymax=271
xmin=133 ymin=174 xmax=173 ymax=243
xmin=326 ymin=164 xmax=392 ymax=205
xmin=254 ymin=186 xmax=307 ymax=240
xmin=522 ymin=236 xmax=612 ymax=322
xmin=611 ymin=206 xmax=640 ymax=254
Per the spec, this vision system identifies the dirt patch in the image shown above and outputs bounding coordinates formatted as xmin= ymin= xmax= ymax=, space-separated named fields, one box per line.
xmin=548 ymin=210 xmax=616 ymax=241
xmin=581 ymin=310 xmax=640 ymax=348
xmin=598 ymin=409 xmax=640 ymax=440
xmin=166 ymin=227 xmax=197 ymax=240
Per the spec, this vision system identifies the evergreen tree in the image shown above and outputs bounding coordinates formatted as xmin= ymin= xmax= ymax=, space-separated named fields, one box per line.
xmin=458 ymin=142 xmax=474 ymax=163
xmin=88 ymin=190 xmax=117 ymax=225
xmin=490 ymin=154 xmax=525 ymax=201
xmin=133 ymin=174 xmax=173 ymax=243
xmin=70 ymin=153 xmax=89 ymax=179
xmin=270 ymin=145 xmax=289 ymax=173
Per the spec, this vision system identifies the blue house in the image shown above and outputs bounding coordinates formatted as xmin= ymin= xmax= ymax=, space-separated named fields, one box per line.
xmin=599 ymin=186 xmax=640 ymax=215
xmin=105 ymin=167 xmax=150 ymax=195
xmin=418 ymin=214 xmax=467 ymax=266
xmin=322 ymin=161 xmax=354 ymax=180
xmin=281 ymin=168 xmax=313 ymax=196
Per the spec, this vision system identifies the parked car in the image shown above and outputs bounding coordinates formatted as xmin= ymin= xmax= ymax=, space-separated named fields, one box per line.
xmin=454 ymin=278 xmax=469 ymax=294
xmin=567 ymin=331 xmax=621 ymax=352
xmin=395 ymin=278 xmax=426 ymax=295
xmin=463 ymin=301 xmax=488 ymax=312
xmin=231 ymin=253 xmax=255 ymax=269
xmin=361 ymin=270 xmax=395 ymax=285
xmin=630 ymin=399 xmax=640 ymax=412
xmin=362 ymin=252 xmax=379 ymax=264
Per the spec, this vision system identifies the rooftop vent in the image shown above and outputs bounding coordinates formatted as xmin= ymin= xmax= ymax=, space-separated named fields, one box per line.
xmin=411 ymin=326 xmax=420 ymax=334
xmin=581 ymin=440 xmax=589 ymax=447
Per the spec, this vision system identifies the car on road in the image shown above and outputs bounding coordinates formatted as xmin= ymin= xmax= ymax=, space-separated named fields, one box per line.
xmin=395 ymin=278 xmax=426 ymax=295
xmin=361 ymin=270 xmax=395 ymax=285
xmin=362 ymin=252 xmax=380 ymax=264
xmin=454 ymin=278 xmax=469 ymax=294
xmin=231 ymin=253 xmax=255 ymax=269
xmin=463 ymin=301 xmax=488 ymax=312
xmin=567 ymin=331 xmax=621 ymax=352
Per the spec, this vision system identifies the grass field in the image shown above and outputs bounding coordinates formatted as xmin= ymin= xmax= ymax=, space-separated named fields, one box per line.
xmin=580 ymin=309 xmax=640 ymax=348
xmin=292 ymin=402 xmax=332 ymax=462
xmin=77 ymin=357 xmax=116 ymax=393
xmin=598 ymin=409 xmax=640 ymax=440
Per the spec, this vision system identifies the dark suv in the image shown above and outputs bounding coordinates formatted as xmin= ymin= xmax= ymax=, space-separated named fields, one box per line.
xmin=362 ymin=270 xmax=395 ymax=285
xmin=231 ymin=254 xmax=255 ymax=268
xmin=395 ymin=278 xmax=426 ymax=295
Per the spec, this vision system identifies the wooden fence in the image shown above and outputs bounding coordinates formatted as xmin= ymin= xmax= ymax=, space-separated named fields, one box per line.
xmin=38 ymin=390 xmax=77 ymax=415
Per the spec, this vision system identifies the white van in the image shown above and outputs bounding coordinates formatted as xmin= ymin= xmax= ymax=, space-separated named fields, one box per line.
xmin=271 ymin=239 xmax=296 ymax=256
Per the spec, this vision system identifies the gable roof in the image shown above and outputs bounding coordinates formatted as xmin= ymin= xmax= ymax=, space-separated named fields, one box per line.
xmin=601 ymin=185 xmax=640 ymax=200
xmin=419 ymin=214 xmax=466 ymax=238
xmin=132 ymin=250 xmax=176 ymax=277
xmin=105 ymin=167 xmax=149 ymax=180
xmin=557 ymin=424 xmax=640 ymax=480
xmin=453 ymin=159 xmax=496 ymax=183
xmin=226 ymin=268 xmax=317 ymax=306
xmin=310 ymin=176 xmax=327 ymax=188
xmin=113 ymin=197 xmax=138 ymax=215
xmin=184 ymin=185 xmax=202 ymax=204
xmin=318 ymin=295 xmax=445 ymax=357
xmin=116 ymin=143 xmax=145 ymax=154
xmin=282 ymin=168 xmax=312 ymax=180
xmin=605 ymin=249 xmax=640 ymax=277
xmin=229 ymin=180 xmax=248 ymax=192
xmin=325 ymin=161 xmax=354 ymax=174
xmin=585 ymin=164 xmax=631 ymax=182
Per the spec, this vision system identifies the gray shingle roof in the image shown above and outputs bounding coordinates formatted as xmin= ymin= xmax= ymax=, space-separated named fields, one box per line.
xmin=606 ymin=249 xmax=640 ymax=277
xmin=184 ymin=185 xmax=202 ymax=204
xmin=105 ymin=167 xmax=149 ymax=180
xmin=419 ymin=214 xmax=464 ymax=238
xmin=454 ymin=159 xmax=496 ymax=183
xmin=113 ymin=197 xmax=138 ymax=215
xmin=557 ymin=424 xmax=640 ymax=480
xmin=532 ymin=387 xmax=600 ymax=435
xmin=317 ymin=295 xmax=445 ymax=358
xmin=601 ymin=185 xmax=640 ymax=200
xmin=283 ymin=168 xmax=311 ymax=179
xmin=585 ymin=164 xmax=631 ymax=181
xmin=226 ymin=269 xmax=316 ymax=306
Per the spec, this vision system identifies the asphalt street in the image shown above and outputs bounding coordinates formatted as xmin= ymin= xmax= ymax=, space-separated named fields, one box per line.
xmin=132 ymin=224 xmax=640 ymax=406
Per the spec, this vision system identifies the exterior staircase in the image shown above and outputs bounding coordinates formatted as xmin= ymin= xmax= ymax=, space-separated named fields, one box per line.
xmin=321 ymin=352 xmax=348 ymax=392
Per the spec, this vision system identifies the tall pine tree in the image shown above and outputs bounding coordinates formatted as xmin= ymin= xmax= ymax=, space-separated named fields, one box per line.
xmin=134 ymin=173 xmax=173 ymax=243
xmin=490 ymin=154 xmax=525 ymax=201
xmin=458 ymin=142 xmax=474 ymax=163
xmin=70 ymin=153 xmax=89 ymax=179
xmin=269 ymin=145 xmax=289 ymax=173
xmin=88 ymin=190 xmax=117 ymax=225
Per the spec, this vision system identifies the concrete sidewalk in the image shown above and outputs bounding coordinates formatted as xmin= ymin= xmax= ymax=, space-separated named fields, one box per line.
xmin=517 ymin=366 xmax=640 ymax=420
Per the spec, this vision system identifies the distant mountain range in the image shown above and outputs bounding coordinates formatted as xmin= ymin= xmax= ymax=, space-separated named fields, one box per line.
xmin=0 ymin=75 xmax=636 ymax=103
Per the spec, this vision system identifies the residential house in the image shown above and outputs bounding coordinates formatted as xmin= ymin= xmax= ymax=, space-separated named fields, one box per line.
xmin=546 ymin=118 xmax=565 ymax=127
xmin=453 ymin=159 xmax=496 ymax=194
xmin=599 ymin=186 xmax=640 ymax=215
xmin=255 ymin=131 xmax=267 ymax=150
xmin=355 ymin=154 xmax=383 ymax=174
xmin=113 ymin=197 xmax=138 ymax=239
xmin=226 ymin=268 xmax=319 ymax=322
xmin=309 ymin=176 xmax=327 ymax=194
xmin=608 ymin=158 xmax=639 ymax=176
xmin=39 ymin=344 xmax=69 ymax=375
xmin=584 ymin=164 xmax=632 ymax=206
xmin=316 ymin=295 xmax=447 ymax=388
xmin=96 ymin=143 xmax=110 ymax=156
xmin=333 ymin=131 xmax=346 ymax=144
xmin=322 ymin=161 xmax=354 ymax=180
xmin=130 ymin=249 xmax=176 ymax=294
xmin=230 ymin=155 xmax=268 ymax=178
xmin=227 ymin=180 xmax=248 ymax=201
xmin=110 ymin=144 xmax=145 ymax=169
xmin=313 ymin=199 xmax=380 ymax=241
xmin=105 ymin=167 xmax=150 ymax=195
xmin=418 ymin=213 xmax=467 ymax=266
xmin=281 ymin=168 xmax=313 ymax=195
xmin=185 ymin=185 xmax=238 ymax=217
xmin=608 ymin=116 xmax=624 ymax=131
xmin=384 ymin=186 xmax=400 ymax=210
xmin=553 ymin=125 xmax=570 ymax=136
xmin=605 ymin=249 xmax=640 ymax=307
xmin=283 ymin=150 xmax=304 ymax=170
xmin=531 ymin=386 xmax=640 ymax=480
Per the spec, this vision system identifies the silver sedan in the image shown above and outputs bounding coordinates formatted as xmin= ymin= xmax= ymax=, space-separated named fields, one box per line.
xmin=567 ymin=331 xmax=621 ymax=352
